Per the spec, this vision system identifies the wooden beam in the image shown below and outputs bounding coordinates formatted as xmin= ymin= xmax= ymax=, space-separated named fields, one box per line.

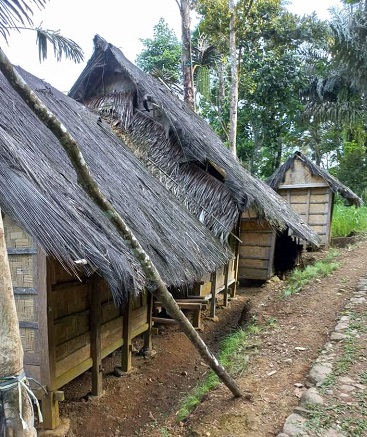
xmin=40 ymin=256 xmax=60 ymax=430
xmin=223 ymin=263 xmax=230 ymax=307
xmin=121 ymin=295 xmax=132 ymax=372
xmin=89 ymin=274 xmax=103 ymax=397
xmin=210 ymin=271 xmax=217 ymax=318
xmin=143 ymin=292 xmax=153 ymax=350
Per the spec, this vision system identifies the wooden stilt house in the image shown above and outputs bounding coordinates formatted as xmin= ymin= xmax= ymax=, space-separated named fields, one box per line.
xmin=0 ymin=66 xmax=234 ymax=429
xmin=267 ymin=151 xmax=362 ymax=247
xmin=69 ymin=35 xmax=320 ymax=307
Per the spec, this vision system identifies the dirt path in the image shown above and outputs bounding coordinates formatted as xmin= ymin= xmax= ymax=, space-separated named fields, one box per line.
xmin=62 ymin=236 xmax=367 ymax=437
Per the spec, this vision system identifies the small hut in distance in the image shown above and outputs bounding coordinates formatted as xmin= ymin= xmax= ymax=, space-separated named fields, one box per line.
xmin=267 ymin=151 xmax=363 ymax=247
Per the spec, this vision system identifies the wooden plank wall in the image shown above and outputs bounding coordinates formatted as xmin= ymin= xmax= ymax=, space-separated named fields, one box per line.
xmin=49 ymin=261 xmax=150 ymax=389
xmin=238 ymin=209 xmax=276 ymax=280
xmin=192 ymin=258 xmax=237 ymax=298
xmin=4 ymin=215 xmax=41 ymax=382
xmin=278 ymin=159 xmax=332 ymax=247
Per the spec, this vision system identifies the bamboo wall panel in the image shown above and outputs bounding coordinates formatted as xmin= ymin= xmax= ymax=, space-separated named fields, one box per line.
xmin=8 ymin=254 xmax=34 ymax=287
xmin=20 ymin=327 xmax=35 ymax=353
xmin=15 ymin=295 xmax=35 ymax=322
xmin=4 ymin=215 xmax=40 ymax=379
xmin=4 ymin=215 xmax=33 ymax=247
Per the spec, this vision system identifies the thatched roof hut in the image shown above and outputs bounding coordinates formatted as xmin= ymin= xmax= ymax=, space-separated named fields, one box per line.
xmin=69 ymin=35 xmax=320 ymax=247
xmin=267 ymin=151 xmax=363 ymax=247
xmin=0 ymin=66 xmax=233 ymax=304
xmin=267 ymin=151 xmax=363 ymax=207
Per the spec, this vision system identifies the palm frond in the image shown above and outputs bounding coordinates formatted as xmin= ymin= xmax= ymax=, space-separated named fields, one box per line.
xmin=303 ymin=100 xmax=363 ymax=125
xmin=0 ymin=0 xmax=46 ymax=40
xmin=36 ymin=27 xmax=84 ymax=63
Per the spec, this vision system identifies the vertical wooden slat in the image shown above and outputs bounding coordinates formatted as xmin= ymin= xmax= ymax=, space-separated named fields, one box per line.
xmin=306 ymin=189 xmax=311 ymax=225
xmin=210 ymin=271 xmax=217 ymax=318
xmin=143 ymin=292 xmax=153 ymax=350
xmin=266 ymin=230 xmax=277 ymax=280
xmin=121 ymin=296 xmax=132 ymax=372
xmin=39 ymin=256 xmax=60 ymax=429
xmin=90 ymin=274 xmax=103 ymax=396
xmin=223 ymin=262 xmax=229 ymax=307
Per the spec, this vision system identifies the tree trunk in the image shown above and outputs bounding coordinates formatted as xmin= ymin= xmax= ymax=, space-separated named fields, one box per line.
xmin=229 ymin=0 xmax=238 ymax=157
xmin=180 ymin=0 xmax=195 ymax=109
xmin=0 ymin=48 xmax=242 ymax=399
xmin=0 ymin=212 xmax=37 ymax=436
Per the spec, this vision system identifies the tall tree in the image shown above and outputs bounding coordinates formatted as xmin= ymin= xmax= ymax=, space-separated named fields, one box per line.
xmin=176 ymin=0 xmax=195 ymax=108
xmin=228 ymin=0 xmax=239 ymax=156
xmin=136 ymin=18 xmax=182 ymax=89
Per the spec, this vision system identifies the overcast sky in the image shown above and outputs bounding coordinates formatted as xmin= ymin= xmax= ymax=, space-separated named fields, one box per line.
xmin=4 ymin=0 xmax=341 ymax=93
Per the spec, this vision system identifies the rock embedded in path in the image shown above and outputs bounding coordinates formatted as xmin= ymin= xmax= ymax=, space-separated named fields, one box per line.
xmin=308 ymin=363 xmax=332 ymax=385
xmin=300 ymin=387 xmax=323 ymax=406
xmin=282 ymin=413 xmax=309 ymax=436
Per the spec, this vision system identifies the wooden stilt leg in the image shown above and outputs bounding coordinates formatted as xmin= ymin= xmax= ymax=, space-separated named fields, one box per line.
xmin=210 ymin=271 xmax=217 ymax=318
xmin=143 ymin=292 xmax=153 ymax=350
xmin=90 ymin=275 xmax=103 ymax=396
xmin=223 ymin=263 xmax=230 ymax=307
xmin=121 ymin=295 xmax=132 ymax=372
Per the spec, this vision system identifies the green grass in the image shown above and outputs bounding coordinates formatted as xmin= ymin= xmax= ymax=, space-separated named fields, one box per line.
xmin=332 ymin=204 xmax=367 ymax=237
xmin=176 ymin=327 xmax=254 ymax=422
xmin=305 ymin=402 xmax=367 ymax=437
xmin=282 ymin=250 xmax=340 ymax=298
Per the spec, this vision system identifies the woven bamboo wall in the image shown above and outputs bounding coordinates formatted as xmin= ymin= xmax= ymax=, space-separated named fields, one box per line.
xmin=3 ymin=214 xmax=39 ymax=368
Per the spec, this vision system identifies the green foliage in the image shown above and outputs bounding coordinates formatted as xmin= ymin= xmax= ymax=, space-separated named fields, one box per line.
xmin=136 ymin=18 xmax=182 ymax=86
xmin=331 ymin=204 xmax=367 ymax=237
xmin=36 ymin=27 xmax=83 ymax=63
xmin=0 ymin=0 xmax=46 ymax=40
xmin=282 ymin=250 xmax=340 ymax=298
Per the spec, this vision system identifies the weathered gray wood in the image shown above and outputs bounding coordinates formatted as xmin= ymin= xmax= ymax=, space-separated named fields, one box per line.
xmin=89 ymin=275 xmax=103 ymax=396
xmin=210 ymin=271 xmax=217 ymax=318
xmin=40 ymin=257 xmax=60 ymax=430
xmin=121 ymin=296 xmax=132 ymax=372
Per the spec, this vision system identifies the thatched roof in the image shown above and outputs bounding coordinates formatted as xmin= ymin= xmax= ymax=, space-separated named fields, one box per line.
xmin=0 ymin=66 xmax=236 ymax=304
xmin=267 ymin=151 xmax=363 ymax=207
xmin=69 ymin=35 xmax=320 ymax=246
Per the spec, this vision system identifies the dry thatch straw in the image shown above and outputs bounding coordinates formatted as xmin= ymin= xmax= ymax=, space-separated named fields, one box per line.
xmin=267 ymin=151 xmax=363 ymax=207
xmin=0 ymin=66 xmax=235 ymax=305
xmin=69 ymin=35 xmax=320 ymax=247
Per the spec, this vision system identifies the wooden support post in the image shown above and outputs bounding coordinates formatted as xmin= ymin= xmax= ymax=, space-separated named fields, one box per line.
xmin=90 ymin=275 xmax=103 ymax=396
xmin=210 ymin=270 xmax=217 ymax=318
xmin=143 ymin=292 xmax=153 ymax=350
xmin=121 ymin=295 xmax=132 ymax=372
xmin=192 ymin=307 xmax=202 ymax=329
xmin=39 ymin=256 xmax=60 ymax=430
xmin=231 ymin=253 xmax=240 ymax=299
xmin=223 ymin=262 xmax=230 ymax=307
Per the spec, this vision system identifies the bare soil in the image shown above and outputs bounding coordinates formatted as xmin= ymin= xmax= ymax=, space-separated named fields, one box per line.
xmin=60 ymin=235 xmax=367 ymax=437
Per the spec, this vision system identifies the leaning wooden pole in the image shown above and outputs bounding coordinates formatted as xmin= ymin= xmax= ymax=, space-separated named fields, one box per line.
xmin=0 ymin=48 xmax=243 ymax=398
xmin=0 ymin=211 xmax=37 ymax=436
